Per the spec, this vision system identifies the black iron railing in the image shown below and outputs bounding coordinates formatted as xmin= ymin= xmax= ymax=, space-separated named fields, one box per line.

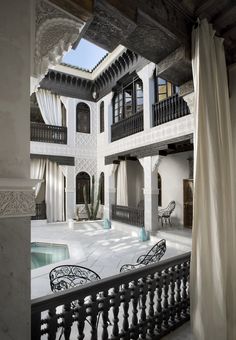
xmin=112 ymin=204 xmax=144 ymax=227
xmin=111 ymin=111 xmax=143 ymax=142
xmin=31 ymin=252 xmax=191 ymax=340
xmin=31 ymin=122 xmax=67 ymax=144
xmin=31 ymin=201 xmax=46 ymax=220
xmin=153 ymin=94 xmax=190 ymax=127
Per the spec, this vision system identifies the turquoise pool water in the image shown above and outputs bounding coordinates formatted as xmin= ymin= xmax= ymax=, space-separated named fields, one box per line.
xmin=31 ymin=242 xmax=70 ymax=269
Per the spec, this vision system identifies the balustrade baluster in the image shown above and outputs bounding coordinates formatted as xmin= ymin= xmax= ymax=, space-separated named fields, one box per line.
xmin=147 ymin=274 xmax=155 ymax=339
xmin=101 ymin=290 xmax=109 ymax=340
xmin=88 ymin=294 xmax=98 ymax=340
xmin=176 ymin=264 xmax=182 ymax=322
xmin=169 ymin=266 xmax=176 ymax=328
xmin=162 ymin=268 xmax=170 ymax=331
xmin=76 ymin=298 xmax=86 ymax=340
xmin=62 ymin=302 xmax=73 ymax=340
xmin=139 ymin=277 xmax=148 ymax=339
xmin=130 ymin=280 xmax=139 ymax=340
xmin=120 ymin=283 xmax=130 ymax=339
xmin=155 ymin=271 xmax=163 ymax=336
xmin=111 ymin=286 xmax=120 ymax=339
xmin=47 ymin=307 xmax=58 ymax=340
xmin=182 ymin=262 xmax=188 ymax=319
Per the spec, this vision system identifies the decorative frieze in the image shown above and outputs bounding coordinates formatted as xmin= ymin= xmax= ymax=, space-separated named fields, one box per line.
xmin=0 ymin=178 xmax=39 ymax=218
xmin=0 ymin=191 xmax=35 ymax=218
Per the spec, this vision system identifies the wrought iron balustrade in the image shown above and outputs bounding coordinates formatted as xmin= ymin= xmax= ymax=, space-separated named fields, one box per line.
xmin=153 ymin=94 xmax=190 ymax=127
xmin=112 ymin=204 xmax=144 ymax=227
xmin=31 ymin=201 xmax=46 ymax=220
xmin=31 ymin=122 xmax=67 ymax=144
xmin=111 ymin=111 xmax=143 ymax=142
xmin=31 ymin=252 xmax=191 ymax=340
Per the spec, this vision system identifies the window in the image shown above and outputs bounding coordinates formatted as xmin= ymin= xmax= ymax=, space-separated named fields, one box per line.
xmin=100 ymin=101 xmax=104 ymax=133
xmin=76 ymin=172 xmax=90 ymax=204
xmin=76 ymin=102 xmax=90 ymax=133
xmin=100 ymin=172 xmax=104 ymax=205
xmin=155 ymin=77 xmax=179 ymax=103
xmin=113 ymin=76 xmax=143 ymax=123
xmin=158 ymin=173 xmax=162 ymax=206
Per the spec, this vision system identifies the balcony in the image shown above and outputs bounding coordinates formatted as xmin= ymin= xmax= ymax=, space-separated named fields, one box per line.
xmin=112 ymin=204 xmax=144 ymax=226
xmin=31 ymin=251 xmax=190 ymax=339
xmin=111 ymin=111 xmax=143 ymax=142
xmin=30 ymin=122 xmax=67 ymax=144
xmin=153 ymin=94 xmax=190 ymax=127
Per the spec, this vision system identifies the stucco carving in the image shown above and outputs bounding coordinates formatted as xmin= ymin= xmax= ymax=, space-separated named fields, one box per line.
xmin=33 ymin=0 xmax=85 ymax=88
xmin=0 ymin=191 xmax=35 ymax=218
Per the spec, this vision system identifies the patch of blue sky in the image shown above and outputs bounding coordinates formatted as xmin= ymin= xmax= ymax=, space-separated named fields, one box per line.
xmin=62 ymin=39 xmax=108 ymax=70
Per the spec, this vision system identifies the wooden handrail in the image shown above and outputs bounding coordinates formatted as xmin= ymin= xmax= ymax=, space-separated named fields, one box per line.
xmin=30 ymin=122 xmax=67 ymax=144
xmin=111 ymin=110 xmax=143 ymax=142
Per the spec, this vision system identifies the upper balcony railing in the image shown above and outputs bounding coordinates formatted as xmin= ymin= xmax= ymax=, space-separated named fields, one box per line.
xmin=112 ymin=204 xmax=144 ymax=227
xmin=31 ymin=252 xmax=191 ymax=340
xmin=153 ymin=94 xmax=190 ymax=127
xmin=111 ymin=111 xmax=143 ymax=142
xmin=30 ymin=122 xmax=67 ymax=144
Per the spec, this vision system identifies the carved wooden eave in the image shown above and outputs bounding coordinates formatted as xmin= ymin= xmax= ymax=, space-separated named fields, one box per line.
xmin=39 ymin=48 xmax=148 ymax=101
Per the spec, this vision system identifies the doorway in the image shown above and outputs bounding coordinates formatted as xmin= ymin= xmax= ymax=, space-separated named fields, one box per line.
xmin=183 ymin=179 xmax=193 ymax=227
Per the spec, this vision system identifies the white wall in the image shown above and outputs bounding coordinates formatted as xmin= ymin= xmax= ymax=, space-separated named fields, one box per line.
xmin=158 ymin=151 xmax=193 ymax=224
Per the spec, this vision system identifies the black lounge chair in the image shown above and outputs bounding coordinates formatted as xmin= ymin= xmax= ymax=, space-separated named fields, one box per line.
xmin=158 ymin=200 xmax=176 ymax=226
xmin=120 ymin=239 xmax=166 ymax=272
xmin=49 ymin=264 xmax=101 ymax=292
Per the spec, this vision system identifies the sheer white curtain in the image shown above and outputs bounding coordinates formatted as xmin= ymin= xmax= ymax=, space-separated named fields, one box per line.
xmin=116 ymin=161 xmax=128 ymax=206
xmin=36 ymin=89 xmax=62 ymax=126
xmin=45 ymin=160 xmax=65 ymax=222
xmin=191 ymin=19 xmax=236 ymax=340
xmin=30 ymin=158 xmax=46 ymax=197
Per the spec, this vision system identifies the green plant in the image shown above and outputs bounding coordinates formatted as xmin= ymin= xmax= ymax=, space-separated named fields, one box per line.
xmin=83 ymin=173 xmax=102 ymax=220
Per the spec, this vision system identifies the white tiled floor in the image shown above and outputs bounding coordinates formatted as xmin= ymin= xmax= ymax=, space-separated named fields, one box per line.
xmin=31 ymin=220 xmax=192 ymax=299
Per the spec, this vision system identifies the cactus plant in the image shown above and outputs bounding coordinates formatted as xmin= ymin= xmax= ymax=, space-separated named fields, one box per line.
xmin=83 ymin=173 xmax=102 ymax=220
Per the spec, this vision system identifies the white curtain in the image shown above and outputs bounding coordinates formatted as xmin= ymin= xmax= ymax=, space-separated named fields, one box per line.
xmin=116 ymin=161 xmax=128 ymax=206
xmin=45 ymin=160 xmax=65 ymax=223
xmin=30 ymin=158 xmax=46 ymax=197
xmin=36 ymin=89 xmax=62 ymax=126
xmin=191 ymin=19 xmax=236 ymax=339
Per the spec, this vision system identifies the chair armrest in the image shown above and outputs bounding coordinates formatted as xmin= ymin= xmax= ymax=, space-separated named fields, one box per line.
xmin=137 ymin=254 xmax=152 ymax=264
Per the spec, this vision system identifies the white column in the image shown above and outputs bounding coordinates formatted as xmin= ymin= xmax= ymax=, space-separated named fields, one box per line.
xmin=104 ymin=163 xmax=118 ymax=219
xmin=60 ymin=96 xmax=76 ymax=148
xmin=104 ymin=92 xmax=114 ymax=144
xmin=61 ymin=165 xmax=76 ymax=220
xmin=137 ymin=63 xmax=156 ymax=132
xmin=0 ymin=1 xmax=31 ymax=339
xmin=139 ymin=156 xmax=163 ymax=231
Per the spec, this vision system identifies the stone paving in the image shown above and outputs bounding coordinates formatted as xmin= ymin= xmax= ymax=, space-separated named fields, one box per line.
xmin=31 ymin=220 xmax=192 ymax=299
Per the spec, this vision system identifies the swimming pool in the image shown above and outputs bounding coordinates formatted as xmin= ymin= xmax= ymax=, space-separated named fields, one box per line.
xmin=31 ymin=242 xmax=70 ymax=269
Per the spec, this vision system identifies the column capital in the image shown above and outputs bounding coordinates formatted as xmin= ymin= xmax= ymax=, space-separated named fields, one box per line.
xmin=137 ymin=62 xmax=156 ymax=80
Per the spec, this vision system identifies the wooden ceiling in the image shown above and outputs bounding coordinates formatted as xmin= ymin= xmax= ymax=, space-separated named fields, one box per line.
xmin=49 ymin=0 xmax=236 ymax=84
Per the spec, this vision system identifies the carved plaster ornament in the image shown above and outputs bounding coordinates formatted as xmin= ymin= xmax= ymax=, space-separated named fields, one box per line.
xmin=32 ymin=0 xmax=85 ymax=92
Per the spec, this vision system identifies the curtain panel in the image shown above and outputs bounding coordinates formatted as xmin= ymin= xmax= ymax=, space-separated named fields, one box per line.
xmin=36 ymin=89 xmax=62 ymax=126
xmin=191 ymin=19 xmax=236 ymax=340
xmin=116 ymin=160 xmax=128 ymax=206
xmin=45 ymin=160 xmax=65 ymax=223
xmin=30 ymin=158 xmax=46 ymax=197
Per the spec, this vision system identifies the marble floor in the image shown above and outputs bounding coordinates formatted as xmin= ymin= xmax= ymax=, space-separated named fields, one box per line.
xmin=31 ymin=220 xmax=192 ymax=299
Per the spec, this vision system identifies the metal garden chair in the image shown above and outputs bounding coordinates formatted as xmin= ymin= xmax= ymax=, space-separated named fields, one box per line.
xmin=158 ymin=200 xmax=176 ymax=226
xmin=49 ymin=265 xmax=108 ymax=338
xmin=120 ymin=239 xmax=166 ymax=272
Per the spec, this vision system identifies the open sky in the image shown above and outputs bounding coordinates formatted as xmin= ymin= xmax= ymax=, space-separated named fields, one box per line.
xmin=62 ymin=39 xmax=108 ymax=70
